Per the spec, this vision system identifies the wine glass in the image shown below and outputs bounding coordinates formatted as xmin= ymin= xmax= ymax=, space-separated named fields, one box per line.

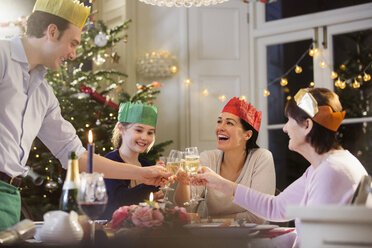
xmin=78 ymin=172 xmax=107 ymax=243
xmin=158 ymin=150 xmax=182 ymax=206
xmin=184 ymin=147 xmax=201 ymax=206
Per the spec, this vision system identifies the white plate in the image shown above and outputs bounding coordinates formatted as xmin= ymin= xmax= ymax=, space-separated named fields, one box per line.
xmin=251 ymin=224 xmax=279 ymax=231
xmin=184 ymin=223 xmax=259 ymax=238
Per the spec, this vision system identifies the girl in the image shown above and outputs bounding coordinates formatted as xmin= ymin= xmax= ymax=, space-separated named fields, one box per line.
xmin=101 ymin=102 xmax=162 ymax=220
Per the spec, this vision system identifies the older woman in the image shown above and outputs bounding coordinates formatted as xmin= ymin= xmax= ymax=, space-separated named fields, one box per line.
xmin=175 ymin=97 xmax=276 ymax=223
xmin=194 ymin=88 xmax=368 ymax=247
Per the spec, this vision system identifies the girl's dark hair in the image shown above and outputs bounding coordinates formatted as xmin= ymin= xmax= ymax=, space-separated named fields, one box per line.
xmin=240 ymin=118 xmax=259 ymax=154
xmin=26 ymin=11 xmax=70 ymax=39
xmin=284 ymin=88 xmax=343 ymax=154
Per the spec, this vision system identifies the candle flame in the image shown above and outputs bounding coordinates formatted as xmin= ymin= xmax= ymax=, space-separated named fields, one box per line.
xmin=149 ymin=192 xmax=154 ymax=201
xmin=88 ymin=130 xmax=93 ymax=144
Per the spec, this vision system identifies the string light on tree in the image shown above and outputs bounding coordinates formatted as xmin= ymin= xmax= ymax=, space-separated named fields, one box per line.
xmin=263 ymin=89 xmax=270 ymax=97
xmin=308 ymin=48 xmax=319 ymax=57
xmin=218 ymin=95 xmax=227 ymax=102
xmin=352 ymin=79 xmax=361 ymax=89
xmin=364 ymin=72 xmax=371 ymax=82
xmin=335 ymin=78 xmax=342 ymax=88
xmin=331 ymin=71 xmax=338 ymax=79
xmin=319 ymin=61 xmax=327 ymax=69
xmin=280 ymin=78 xmax=288 ymax=86
xmin=295 ymin=65 xmax=302 ymax=74
xmin=240 ymin=95 xmax=247 ymax=101
xmin=184 ymin=78 xmax=192 ymax=86
xmin=201 ymin=89 xmax=209 ymax=96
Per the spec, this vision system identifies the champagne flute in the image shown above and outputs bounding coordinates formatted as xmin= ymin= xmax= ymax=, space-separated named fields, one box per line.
xmin=78 ymin=172 xmax=107 ymax=243
xmin=158 ymin=150 xmax=182 ymax=205
xmin=184 ymin=147 xmax=201 ymax=206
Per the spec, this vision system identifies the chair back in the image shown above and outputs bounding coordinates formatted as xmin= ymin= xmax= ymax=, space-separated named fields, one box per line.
xmin=351 ymin=175 xmax=372 ymax=206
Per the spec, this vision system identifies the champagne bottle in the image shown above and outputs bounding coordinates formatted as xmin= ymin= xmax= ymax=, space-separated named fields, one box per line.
xmin=59 ymin=151 xmax=80 ymax=213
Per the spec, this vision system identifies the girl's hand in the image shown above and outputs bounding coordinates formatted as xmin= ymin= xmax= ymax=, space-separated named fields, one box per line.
xmin=175 ymin=168 xmax=190 ymax=185
xmin=153 ymin=190 xmax=164 ymax=201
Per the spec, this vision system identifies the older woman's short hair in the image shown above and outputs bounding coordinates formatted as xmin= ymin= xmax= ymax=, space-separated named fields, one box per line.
xmin=284 ymin=88 xmax=343 ymax=154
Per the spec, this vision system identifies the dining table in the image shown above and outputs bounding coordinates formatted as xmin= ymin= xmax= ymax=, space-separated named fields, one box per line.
xmin=13 ymin=220 xmax=296 ymax=248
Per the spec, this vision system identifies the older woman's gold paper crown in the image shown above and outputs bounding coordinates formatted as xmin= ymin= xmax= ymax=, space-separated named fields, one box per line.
xmin=33 ymin=0 xmax=91 ymax=29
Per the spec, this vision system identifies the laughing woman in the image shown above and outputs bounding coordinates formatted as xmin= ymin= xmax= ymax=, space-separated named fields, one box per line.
xmin=101 ymin=102 xmax=161 ymax=220
xmin=194 ymin=88 xmax=368 ymax=247
xmin=175 ymin=97 xmax=276 ymax=224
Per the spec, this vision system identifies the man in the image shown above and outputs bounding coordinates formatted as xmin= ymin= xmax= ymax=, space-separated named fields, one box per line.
xmin=0 ymin=0 xmax=169 ymax=231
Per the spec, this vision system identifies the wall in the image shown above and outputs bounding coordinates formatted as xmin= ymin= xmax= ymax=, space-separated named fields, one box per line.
xmin=130 ymin=2 xmax=188 ymax=153
xmin=0 ymin=0 xmax=35 ymax=39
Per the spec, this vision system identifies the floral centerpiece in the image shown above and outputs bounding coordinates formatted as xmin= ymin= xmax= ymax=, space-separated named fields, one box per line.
xmin=110 ymin=201 xmax=190 ymax=230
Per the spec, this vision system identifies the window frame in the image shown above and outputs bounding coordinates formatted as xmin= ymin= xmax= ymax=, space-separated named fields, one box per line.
xmin=248 ymin=2 xmax=372 ymax=147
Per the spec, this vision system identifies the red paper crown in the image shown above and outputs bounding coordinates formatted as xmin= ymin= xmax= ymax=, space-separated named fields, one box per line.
xmin=222 ymin=97 xmax=262 ymax=132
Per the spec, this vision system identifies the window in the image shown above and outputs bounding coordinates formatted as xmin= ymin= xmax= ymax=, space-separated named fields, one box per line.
xmin=250 ymin=2 xmax=372 ymax=189
xmin=265 ymin=0 xmax=372 ymax=22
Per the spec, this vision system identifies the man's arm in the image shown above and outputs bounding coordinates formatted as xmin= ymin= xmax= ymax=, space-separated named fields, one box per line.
xmin=79 ymin=152 xmax=170 ymax=186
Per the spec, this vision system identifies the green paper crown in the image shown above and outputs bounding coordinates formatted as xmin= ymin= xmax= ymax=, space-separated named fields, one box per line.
xmin=118 ymin=102 xmax=158 ymax=127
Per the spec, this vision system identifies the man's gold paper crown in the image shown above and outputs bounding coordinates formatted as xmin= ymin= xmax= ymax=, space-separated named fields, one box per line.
xmin=33 ymin=0 xmax=91 ymax=29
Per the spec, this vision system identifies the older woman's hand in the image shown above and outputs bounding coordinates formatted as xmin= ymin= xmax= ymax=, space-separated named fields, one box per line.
xmin=191 ymin=166 xmax=237 ymax=196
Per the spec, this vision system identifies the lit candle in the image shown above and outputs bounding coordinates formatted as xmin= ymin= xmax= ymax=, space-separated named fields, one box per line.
xmin=87 ymin=130 xmax=94 ymax=173
xmin=149 ymin=192 xmax=154 ymax=202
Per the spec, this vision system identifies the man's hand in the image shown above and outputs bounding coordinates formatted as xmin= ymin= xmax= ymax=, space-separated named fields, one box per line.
xmin=139 ymin=165 xmax=171 ymax=186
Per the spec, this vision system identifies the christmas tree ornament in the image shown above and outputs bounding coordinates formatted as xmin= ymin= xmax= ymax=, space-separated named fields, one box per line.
xmin=79 ymin=84 xmax=119 ymax=109
xmin=45 ymin=179 xmax=58 ymax=191
xmin=94 ymin=32 xmax=108 ymax=47
xmin=111 ymin=52 xmax=120 ymax=64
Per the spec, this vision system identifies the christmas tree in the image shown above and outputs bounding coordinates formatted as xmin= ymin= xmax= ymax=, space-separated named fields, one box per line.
xmin=21 ymin=10 xmax=172 ymax=220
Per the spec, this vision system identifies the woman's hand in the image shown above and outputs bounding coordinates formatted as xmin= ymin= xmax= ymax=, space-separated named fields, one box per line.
xmin=192 ymin=166 xmax=237 ymax=196
xmin=139 ymin=165 xmax=172 ymax=186
xmin=175 ymin=168 xmax=190 ymax=185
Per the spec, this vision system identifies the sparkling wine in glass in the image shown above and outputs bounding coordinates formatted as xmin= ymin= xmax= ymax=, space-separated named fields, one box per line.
xmin=184 ymin=147 xmax=201 ymax=206
xmin=78 ymin=172 xmax=107 ymax=243
xmin=158 ymin=150 xmax=182 ymax=205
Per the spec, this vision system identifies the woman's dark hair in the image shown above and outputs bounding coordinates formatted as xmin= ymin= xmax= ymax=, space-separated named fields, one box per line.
xmin=26 ymin=11 xmax=70 ymax=39
xmin=240 ymin=118 xmax=259 ymax=154
xmin=284 ymin=88 xmax=343 ymax=154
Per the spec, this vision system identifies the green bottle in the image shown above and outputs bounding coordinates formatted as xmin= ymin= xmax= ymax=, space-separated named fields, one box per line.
xmin=59 ymin=151 xmax=80 ymax=213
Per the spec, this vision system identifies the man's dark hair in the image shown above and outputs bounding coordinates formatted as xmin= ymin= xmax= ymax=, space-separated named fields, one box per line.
xmin=284 ymin=88 xmax=343 ymax=154
xmin=26 ymin=11 xmax=70 ymax=39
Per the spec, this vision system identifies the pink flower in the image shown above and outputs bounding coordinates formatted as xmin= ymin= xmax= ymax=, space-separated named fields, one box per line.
xmin=174 ymin=206 xmax=187 ymax=213
xmin=132 ymin=206 xmax=164 ymax=228
xmin=111 ymin=205 xmax=137 ymax=229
